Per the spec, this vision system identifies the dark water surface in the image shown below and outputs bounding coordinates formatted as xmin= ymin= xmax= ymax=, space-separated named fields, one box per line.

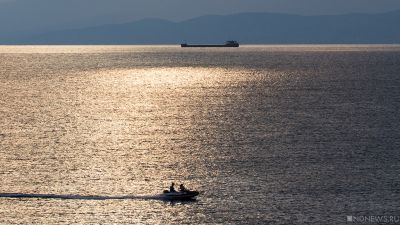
xmin=1 ymin=45 xmax=400 ymax=224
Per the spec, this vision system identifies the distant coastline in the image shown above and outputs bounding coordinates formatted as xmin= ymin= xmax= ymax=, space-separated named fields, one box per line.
xmin=1 ymin=10 xmax=400 ymax=45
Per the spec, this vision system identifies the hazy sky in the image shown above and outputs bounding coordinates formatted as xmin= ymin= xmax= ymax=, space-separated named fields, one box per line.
xmin=1 ymin=0 xmax=400 ymax=35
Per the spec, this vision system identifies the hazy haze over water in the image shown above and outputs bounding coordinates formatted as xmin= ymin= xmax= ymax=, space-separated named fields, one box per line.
xmin=0 ymin=45 xmax=399 ymax=224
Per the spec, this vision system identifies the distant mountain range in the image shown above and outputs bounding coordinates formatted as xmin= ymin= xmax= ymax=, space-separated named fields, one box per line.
xmin=3 ymin=10 xmax=400 ymax=44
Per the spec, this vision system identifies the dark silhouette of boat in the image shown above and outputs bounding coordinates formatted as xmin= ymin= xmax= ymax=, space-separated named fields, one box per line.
xmin=181 ymin=40 xmax=239 ymax=47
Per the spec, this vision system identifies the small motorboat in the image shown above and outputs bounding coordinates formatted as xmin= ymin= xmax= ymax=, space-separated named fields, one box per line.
xmin=161 ymin=190 xmax=199 ymax=200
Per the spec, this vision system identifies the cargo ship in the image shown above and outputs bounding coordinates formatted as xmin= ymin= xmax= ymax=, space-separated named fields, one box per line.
xmin=181 ymin=40 xmax=239 ymax=47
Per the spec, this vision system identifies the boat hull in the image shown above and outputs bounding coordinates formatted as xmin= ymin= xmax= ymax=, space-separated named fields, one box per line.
xmin=161 ymin=191 xmax=199 ymax=200
xmin=181 ymin=44 xmax=239 ymax=47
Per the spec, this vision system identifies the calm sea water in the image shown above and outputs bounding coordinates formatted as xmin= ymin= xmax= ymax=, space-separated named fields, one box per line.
xmin=0 ymin=45 xmax=400 ymax=224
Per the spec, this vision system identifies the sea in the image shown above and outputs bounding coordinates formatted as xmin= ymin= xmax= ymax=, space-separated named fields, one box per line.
xmin=0 ymin=45 xmax=399 ymax=224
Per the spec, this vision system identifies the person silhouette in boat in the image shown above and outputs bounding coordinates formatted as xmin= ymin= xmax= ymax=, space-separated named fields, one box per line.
xmin=179 ymin=183 xmax=188 ymax=192
xmin=169 ymin=182 xmax=177 ymax=192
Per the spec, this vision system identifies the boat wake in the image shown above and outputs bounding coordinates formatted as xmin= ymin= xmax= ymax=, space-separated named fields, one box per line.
xmin=0 ymin=193 xmax=163 ymax=201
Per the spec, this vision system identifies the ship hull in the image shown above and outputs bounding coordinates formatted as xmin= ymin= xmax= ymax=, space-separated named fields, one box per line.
xmin=181 ymin=44 xmax=239 ymax=48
